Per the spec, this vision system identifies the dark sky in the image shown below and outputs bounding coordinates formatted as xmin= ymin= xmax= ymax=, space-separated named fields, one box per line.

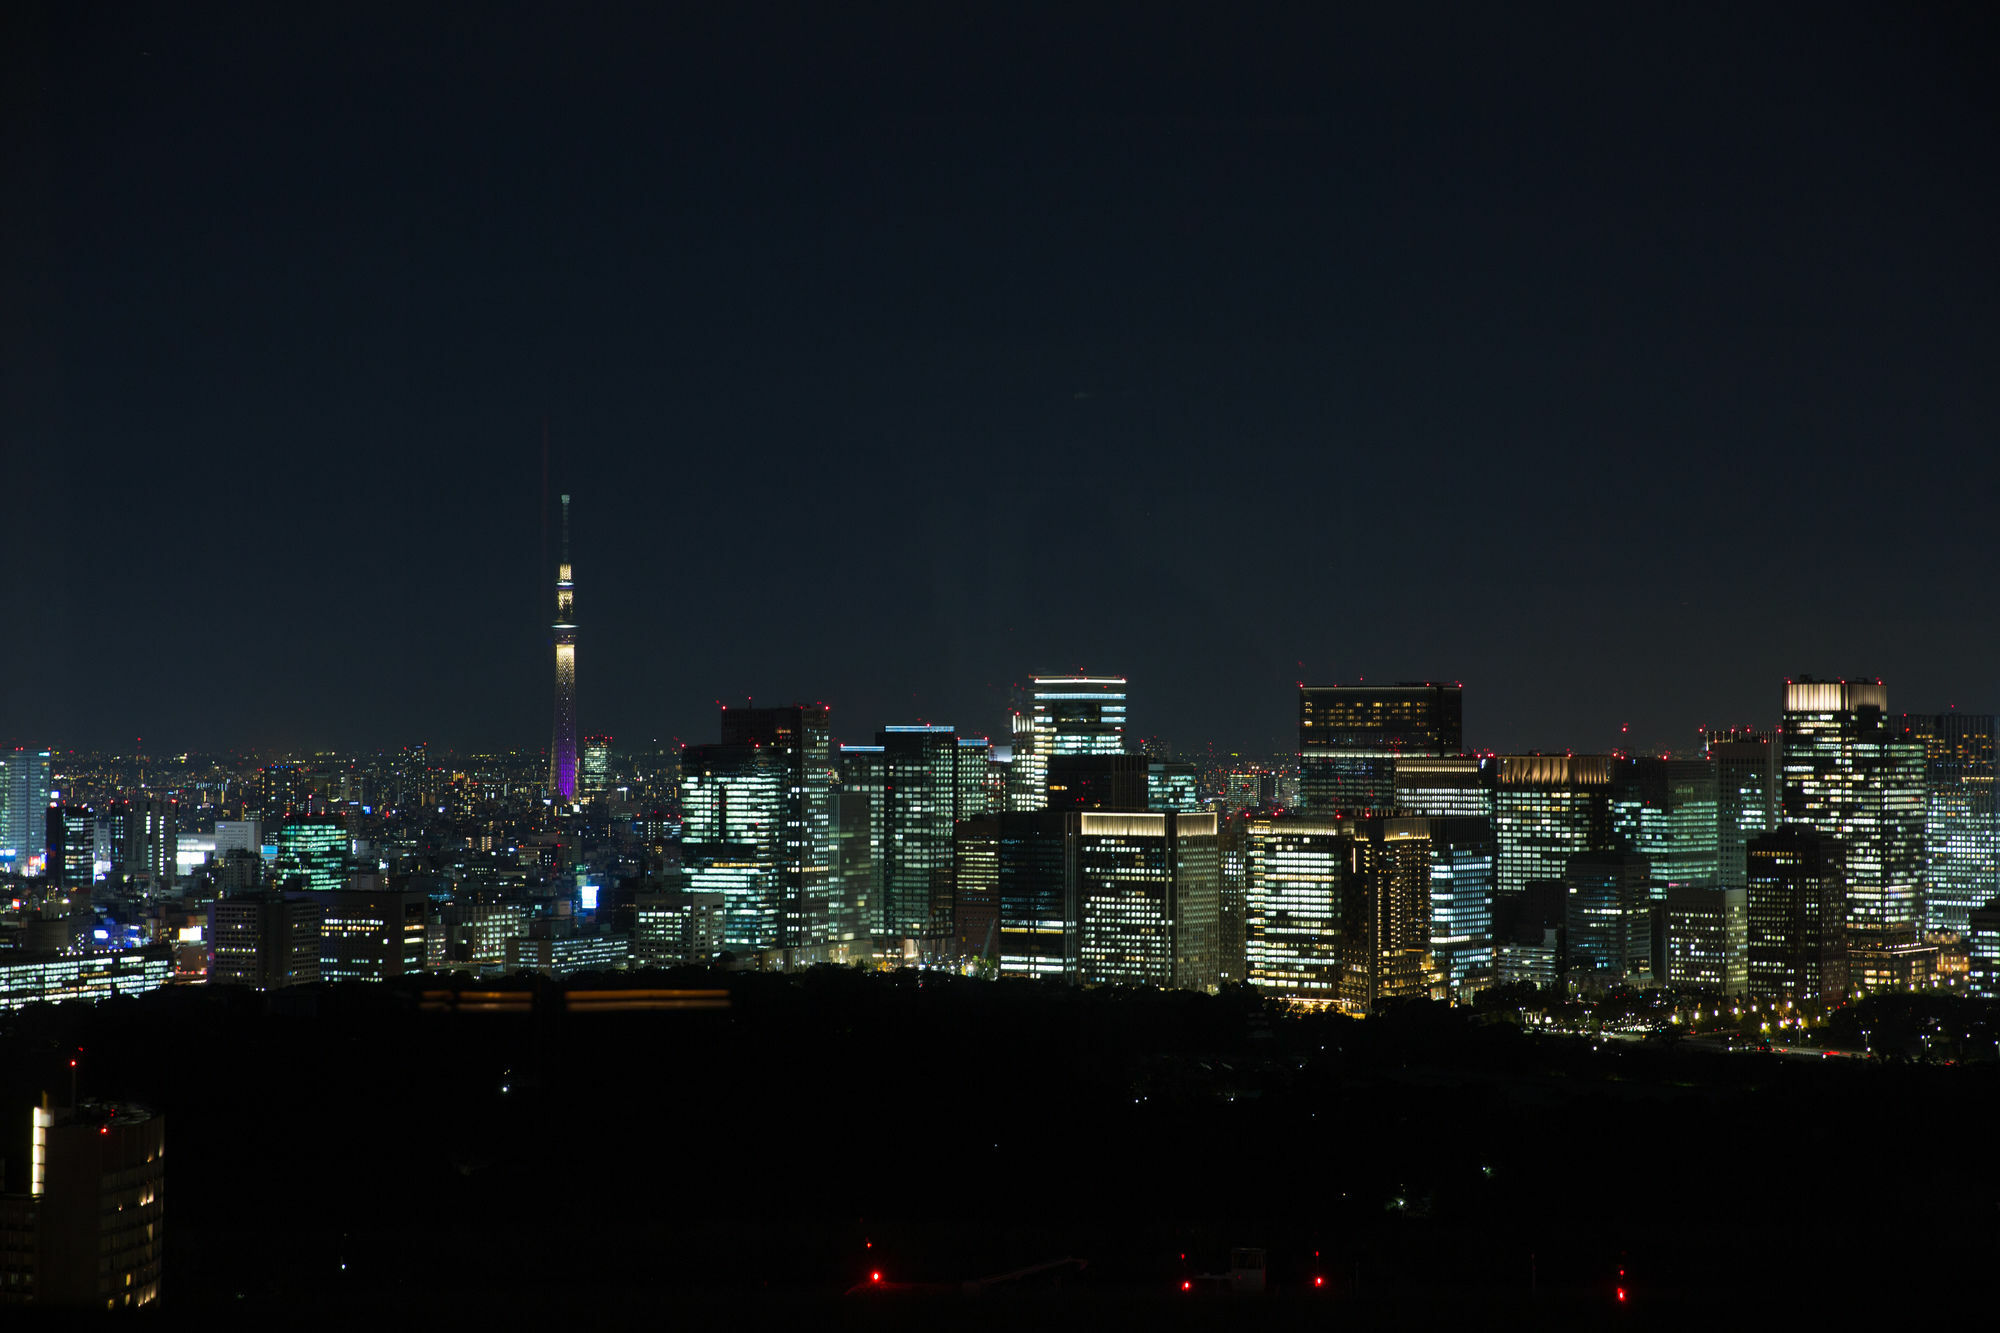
xmin=5 ymin=3 xmax=1995 ymax=759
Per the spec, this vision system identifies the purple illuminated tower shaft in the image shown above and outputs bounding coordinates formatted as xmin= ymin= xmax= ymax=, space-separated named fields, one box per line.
xmin=550 ymin=494 xmax=579 ymax=801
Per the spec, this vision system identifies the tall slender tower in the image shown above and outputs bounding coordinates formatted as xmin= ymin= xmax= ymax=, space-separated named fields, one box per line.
xmin=550 ymin=494 xmax=579 ymax=801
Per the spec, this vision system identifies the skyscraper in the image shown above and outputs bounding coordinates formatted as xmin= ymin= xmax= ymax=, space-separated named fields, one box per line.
xmin=549 ymin=493 xmax=579 ymax=803
xmin=680 ymin=740 xmax=782 ymax=950
xmin=1076 ymin=810 xmax=1219 ymax=990
xmin=581 ymin=735 xmax=612 ymax=799
xmin=1895 ymin=712 xmax=1998 ymax=937
xmin=1492 ymin=755 xmax=1614 ymax=899
xmin=1564 ymin=850 xmax=1653 ymax=987
xmin=876 ymin=724 xmax=962 ymax=941
xmin=1299 ymin=683 xmax=1462 ymax=813
xmin=1708 ymin=730 xmax=1779 ymax=892
xmin=1010 ymin=675 xmax=1128 ymax=811
xmin=1779 ymin=677 xmax=1924 ymax=944
xmin=1745 ymin=825 xmax=1848 ymax=1006
xmin=0 ymin=749 xmax=52 ymax=873
xmin=1608 ymin=758 xmax=1720 ymax=897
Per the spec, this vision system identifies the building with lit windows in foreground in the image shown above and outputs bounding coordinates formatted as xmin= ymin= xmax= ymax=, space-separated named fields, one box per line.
xmin=505 ymin=933 xmax=631 ymax=977
xmin=0 ymin=946 xmax=174 ymax=1012
xmin=1077 ymin=810 xmax=1219 ymax=991
xmin=1895 ymin=712 xmax=1998 ymax=937
xmin=1655 ymin=883 xmax=1748 ymax=996
xmin=0 ymin=1099 xmax=164 ymax=1310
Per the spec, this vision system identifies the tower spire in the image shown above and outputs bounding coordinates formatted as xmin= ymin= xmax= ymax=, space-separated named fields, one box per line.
xmin=550 ymin=494 xmax=579 ymax=803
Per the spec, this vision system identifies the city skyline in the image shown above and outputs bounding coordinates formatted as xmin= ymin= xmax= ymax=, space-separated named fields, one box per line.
xmin=4 ymin=7 xmax=1994 ymax=758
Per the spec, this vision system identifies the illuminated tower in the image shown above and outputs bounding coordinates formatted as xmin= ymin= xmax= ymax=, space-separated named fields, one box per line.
xmin=550 ymin=494 xmax=579 ymax=802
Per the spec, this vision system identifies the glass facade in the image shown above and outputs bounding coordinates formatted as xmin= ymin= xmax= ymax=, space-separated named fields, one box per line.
xmin=718 ymin=706 xmax=833 ymax=947
xmin=1395 ymin=756 xmax=1495 ymax=818
xmin=1075 ymin=811 xmax=1218 ymax=990
xmin=877 ymin=725 xmax=961 ymax=939
xmin=1709 ymin=734 xmax=1779 ymax=892
xmin=1300 ymin=683 xmax=1462 ymax=814
xmin=1896 ymin=712 xmax=1998 ymax=936
xmin=1745 ymin=825 xmax=1847 ymax=1006
xmin=1493 ymin=755 xmax=1613 ymax=900
xmin=1423 ymin=815 xmax=1495 ymax=995
xmin=1247 ymin=814 xmax=1432 ymax=1011
xmin=1564 ymin=851 xmax=1653 ymax=986
xmin=1609 ymin=758 xmax=1719 ymax=898
xmin=680 ymin=740 xmax=782 ymax=949
xmin=1780 ymin=678 xmax=1924 ymax=943
xmin=0 ymin=748 xmax=52 ymax=871
xmin=275 ymin=818 xmax=346 ymax=894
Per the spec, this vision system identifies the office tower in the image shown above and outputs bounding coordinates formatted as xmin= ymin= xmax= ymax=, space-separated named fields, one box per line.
xmin=953 ymin=818 xmax=1001 ymax=962
xmin=679 ymin=739 xmax=782 ymax=950
xmin=833 ymin=744 xmax=885 ymax=938
xmin=1033 ymin=674 xmax=1129 ymax=754
xmin=632 ymin=889 xmax=725 ymax=967
xmin=876 ymin=725 xmax=961 ymax=941
xmin=118 ymin=796 xmax=179 ymax=889
xmin=209 ymin=892 xmax=325 ymax=988
xmin=1968 ymin=898 xmax=2000 ymax=1000
xmin=955 ymin=735 xmax=995 ymax=819
xmin=581 ymin=735 xmax=612 ymax=798
xmin=0 ymin=1100 xmax=164 ymax=1309
xmin=549 ymin=494 xmax=580 ymax=802
xmin=1395 ymin=756 xmax=1495 ymax=818
xmin=1745 ymin=826 xmax=1847 ymax=1006
xmin=1423 ymin=815 xmax=1496 ymax=996
xmin=1493 ymin=755 xmax=1614 ymax=899
xmin=1609 ymin=758 xmax=1720 ymax=897
xmin=0 ymin=947 xmax=175 ymax=1012
xmin=275 ymin=817 xmax=345 ymax=893
xmin=1076 ymin=810 xmax=1220 ymax=990
xmin=0 ymin=749 xmax=52 ymax=872
xmin=1564 ymin=851 xmax=1653 ymax=986
xmin=1708 ymin=731 xmax=1779 ymax=892
xmin=1656 ymin=884 xmax=1749 ymax=995
xmin=1299 ymin=682 xmax=1462 ymax=813
xmin=213 ymin=819 xmax=264 ymax=860
xmin=715 ymin=705 xmax=833 ymax=948
xmin=1896 ymin=712 xmax=1998 ymax=936
xmin=1246 ymin=815 xmax=1433 ymax=1011
xmin=319 ymin=889 xmax=429 ymax=981
xmin=50 ymin=804 xmax=96 ymax=890
xmin=1147 ymin=760 xmax=1201 ymax=812
xmin=1216 ymin=810 xmax=1250 ymax=983
xmin=992 ymin=810 xmax=1079 ymax=981
xmin=1010 ymin=675 xmax=1129 ymax=811
xmin=1780 ymin=676 xmax=1925 ymax=944
xmin=1495 ymin=882 xmax=1566 ymax=990
xmin=1046 ymin=753 xmax=1152 ymax=812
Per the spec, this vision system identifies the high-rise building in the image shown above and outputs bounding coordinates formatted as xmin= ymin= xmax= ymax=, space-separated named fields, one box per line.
xmin=1780 ymin=677 xmax=1925 ymax=944
xmin=1011 ymin=675 xmax=1129 ymax=811
xmin=876 ymin=725 xmax=962 ymax=941
xmin=1968 ymin=897 xmax=2000 ymax=1000
xmin=1708 ymin=731 xmax=1779 ymax=892
xmin=1609 ymin=758 xmax=1720 ymax=897
xmin=1564 ymin=851 xmax=1653 ymax=987
xmin=1299 ymin=683 xmax=1462 ymax=813
xmin=1745 ymin=826 xmax=1847 ymax=1006
xmin=1493 ymin=755 xmax=1614 ymax=899
xmin=319 ymin=889 xmax=429 ymax=982
xmin=0 ymin=1100 xmax=164 ymax=1310
xmin=720 ymin=706 xmax=833 ymax=947
xmin=989 ymin=810 xmax=1076 ymax=982
xmin=549 ymin=493 xmax=579 ymax=802
xmin=680 ymin=740 xmax=782 ymax=950
xmin=1076 ymin=810 xmax=1219 ymax=990
xmin=114 ymin=796 xmax=179 ymax=889
xmin=1395 ymin=756 xmax=1495 ymax=818
xmin=581 ymin=735 xmax=612 ymax=799
xmin=1247 ymin=814 xmax=1433 ymax=1012
xmin=1653 ymin=883 xmax=1749 ymax=995
xmin=1423 ymin=815 xmax=1496 ymax=996
xmin=633 ymin=888 xmax=725 ymax=967
xmin=275 ymin=818 xmax=345 ymax=894
xmin=50 ymin=803 xmax=96 ymax=891
xmin=0 ymin=749 xmax=52 ymax=873
xmin=1895 ymin=712 xmax=1997 ymax=937
xmin=1046 ymin=753 xmax=1152 ymax=812
xmin=209 ymin=892 xmax=325 ymax=989
xmin=833 ymin=744 xmax=885 ymax=939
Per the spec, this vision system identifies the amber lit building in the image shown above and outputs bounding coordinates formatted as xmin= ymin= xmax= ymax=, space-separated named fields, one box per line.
xmin=1 ymin=1100 xmax=164 ymax=1310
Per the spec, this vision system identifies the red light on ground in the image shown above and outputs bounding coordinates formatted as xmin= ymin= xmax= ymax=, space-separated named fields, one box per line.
xmin=1314 ymin=1276 xmax=1325 ymax=1287
xmin=870 ymin=1272 xmax=881 ymax=1283
xmin=69 ymin=1060 xmax=77 ymax=1068
xmin=1617 ymin=1287 xmax=1627 ymax=1302
xmin=1181 ymin=1281 xmax=1192 ymax=1292
xmin=99 ymin=1126 xmax=109 ymax=1135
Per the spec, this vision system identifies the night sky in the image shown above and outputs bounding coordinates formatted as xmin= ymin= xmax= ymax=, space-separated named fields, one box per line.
xmin=6 ymin=4 xmax=1995 ymax=759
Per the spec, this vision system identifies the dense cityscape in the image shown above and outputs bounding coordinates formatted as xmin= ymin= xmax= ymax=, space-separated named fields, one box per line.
xmin=6 ymin=3 xmax=1993 ymax=1323
xmin=3 ymin=500 xmax=1998 ymax=1314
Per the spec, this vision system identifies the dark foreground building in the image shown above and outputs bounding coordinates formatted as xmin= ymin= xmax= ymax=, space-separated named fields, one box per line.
xmin=1 ymin=1100 xmax=164 ymax=1310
